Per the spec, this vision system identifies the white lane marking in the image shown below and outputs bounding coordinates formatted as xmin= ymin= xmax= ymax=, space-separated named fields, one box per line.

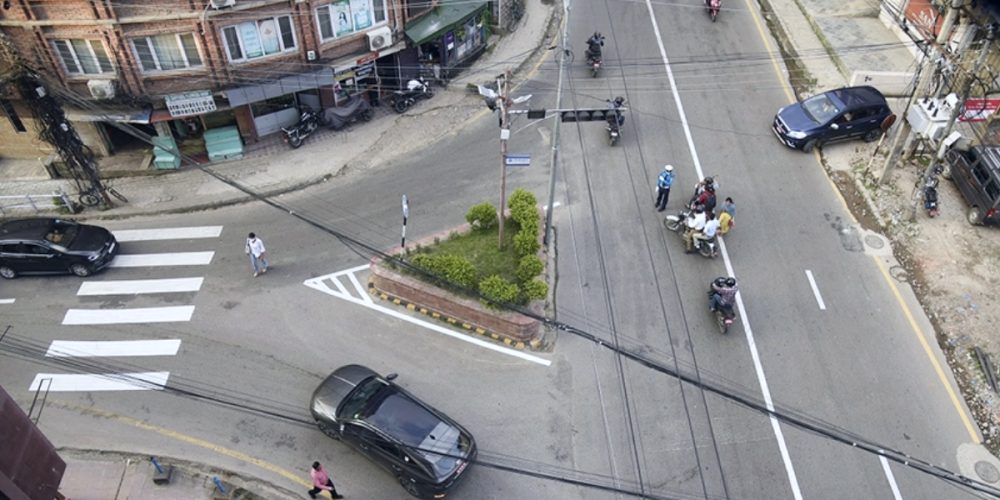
xmin=46 ymin=340 xmax=181 ymax=357
xmin=112 ymin=226 xmax=223 ymax=242
xmin=305 ymin=266 xmax=551 ymax=366
xmin=110 ymin=252 xmax=215 ymax=267
xmin=77 ymin=277 xmax=203 ymax=296
xmin=805 ymin=270 xmax=827 ymax=310
xmin=542 ymin=201 xmax=562 ymax=211
xmin=0 ymin=298 xmax=14 ymax=304
xmin=29 ymin=372 xmax=169 ymax=392
xmin=63 ymin=306 xmax=195 ymax=325
xmin=644 ymin=2 xmax=803 ymax=497
xmin=879 ymin=455 xmax=904 ymax=500
xmin=347 ymin=271 xmax=373 ymax=305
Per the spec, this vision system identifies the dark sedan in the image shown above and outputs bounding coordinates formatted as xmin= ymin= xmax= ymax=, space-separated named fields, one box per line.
xmin=311 ymin=365 xmax=477 ymax=499
xmin=773 ymin=85 xmax=895 ymax=153
xmin=0 ymin=218 xmax=118 ymax=279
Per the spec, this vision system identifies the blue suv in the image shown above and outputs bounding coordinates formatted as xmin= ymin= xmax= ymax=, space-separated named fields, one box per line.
xmin=773 ymin=86 xmax=894 ymax=153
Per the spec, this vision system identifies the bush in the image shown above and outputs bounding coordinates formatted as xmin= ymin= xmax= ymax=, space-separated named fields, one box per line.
xmin=515 ymin=255 xmax=544 ymax=283
xmin=411 ymin=253 xmax=477 ymax=289
xmin=510 ymin=203 xmax=538 ymax=229
xmin=513 ymin=229 xmax=540 ymax=257
xmin=507 ymin=188 xmax=537 ymax=210
xmin=465 ymin=202 xmax=498 ymax=230
xmin=479 ymin=274 xmax=520 ymax=308
xmin=520 ymin=279 xmax=548 ymax=302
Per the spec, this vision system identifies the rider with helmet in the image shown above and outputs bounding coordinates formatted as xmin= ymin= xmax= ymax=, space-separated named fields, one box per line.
xmin=607 ymin=96 xmax=626 ymax=128
xmin=586 ymin=32 xmax=605 ymax=63
xmin=710 ymin=277 xmax=738 ymax=312
xmin=683 ymin=204 xmax=707 ymax=251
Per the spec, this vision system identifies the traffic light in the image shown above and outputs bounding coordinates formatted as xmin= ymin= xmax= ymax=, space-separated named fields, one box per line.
xmin=559 ymin=108 xmax=617 ymax=122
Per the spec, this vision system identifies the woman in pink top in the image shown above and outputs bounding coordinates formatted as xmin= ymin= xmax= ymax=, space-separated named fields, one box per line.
xmin=308 ymin=461 xmax=343 ymax=499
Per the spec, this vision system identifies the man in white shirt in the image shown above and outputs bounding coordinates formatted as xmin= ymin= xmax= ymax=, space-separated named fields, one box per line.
xmin=245 ymin=232 xmax=269 ymax=277
xmin=691 ymin=214 xmax=721 ymax=254
xmin=683 ymin=205 xmax=707 ymax=252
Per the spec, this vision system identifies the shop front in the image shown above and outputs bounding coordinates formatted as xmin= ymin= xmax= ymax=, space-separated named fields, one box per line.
xmin=225 ymin=68 xmax=337 ymax=140
xmin=404 ymin=0 xmax=490 ymax=80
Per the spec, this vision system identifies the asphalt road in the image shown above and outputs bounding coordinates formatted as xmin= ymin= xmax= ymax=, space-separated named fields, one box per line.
xmin=0 ymin=1 xmax=991 ymax=500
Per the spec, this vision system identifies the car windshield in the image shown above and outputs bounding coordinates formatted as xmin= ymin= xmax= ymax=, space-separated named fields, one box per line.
xmin=801 ymin=94 xmax=840 ymax=124
xmin=45 ymin=220 xmax=80 ymax=248
xmin=337 ymin=376 xmax=388 ymax=420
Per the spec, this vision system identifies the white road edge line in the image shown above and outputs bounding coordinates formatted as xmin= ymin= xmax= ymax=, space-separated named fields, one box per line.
xmin=644 ymin=3 xmax=803 ymax=497
xmin=0 ymin=298 xmax=14 ymax=304
xmin=805 ymin=270 xmax=827 ymax=310
xmin=305 ymin=268 xmax=551 ymax=366
xmin=879 ymin=455 xmax=904 ymax=500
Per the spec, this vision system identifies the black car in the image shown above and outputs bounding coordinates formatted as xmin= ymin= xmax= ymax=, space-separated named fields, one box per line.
xmin=773 ymin=86 xmax=895 ymax=153
xmin=311 ymin=365 xmax=477 ymax=499
xmin=0 ymin=218 xmax=118 ymax=279
xmin=943 ymin=145 xmax=1000 ymax=225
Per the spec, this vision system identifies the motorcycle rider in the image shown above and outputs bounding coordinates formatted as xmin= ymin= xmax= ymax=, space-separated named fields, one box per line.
xmin=710 ymin=277 xmax=738 ymax=312
xmin=683 ymin=204 xmax=707 ymax=252
xmin=586 ymin=32 xmax=605 ymax=63
xmin=690 ymin=213 xmax=721 ymax=255
xmin=607 ymin=96 xmax=626 ymax=128
xmin=690 ymin=181 xmax=717 ymax=219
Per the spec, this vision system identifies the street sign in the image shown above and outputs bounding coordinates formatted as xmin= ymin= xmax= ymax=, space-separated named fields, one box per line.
xmin=504 ymin=154 xmax=531 ymax=167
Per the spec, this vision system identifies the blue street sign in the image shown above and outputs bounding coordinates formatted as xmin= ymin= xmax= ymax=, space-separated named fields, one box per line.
xmin=504 ymin=154 xmax=531 ymax=167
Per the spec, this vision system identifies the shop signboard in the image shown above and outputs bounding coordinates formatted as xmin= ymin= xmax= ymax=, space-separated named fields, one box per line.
xmin=960 ymin=98 xmax=1000 ymax=122
xmin=355 ymin=61 xmax=375 ymax=79
xmin=166 ymin=90 xmax=217 ymax=117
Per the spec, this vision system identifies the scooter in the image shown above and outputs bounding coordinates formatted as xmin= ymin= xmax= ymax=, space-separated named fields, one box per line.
xmin=706 ymin=0 xmax=721 ymax=21
xmin=924 ymin=164 xmax=944 ymax=217
xmin=324 ymin=95 xmax=374 ymax=131
xmin=281 ymin=108 xmax=321 ymax=149
xmin=708 ymin=277 xmax=737 ymax=334
xmin=663 ymin=209 xmax=716 ymax=258
xmin=392 ymin=76 xmax=434 ymax=113
xmin=606 ymin=97 xmax=625 ymax=146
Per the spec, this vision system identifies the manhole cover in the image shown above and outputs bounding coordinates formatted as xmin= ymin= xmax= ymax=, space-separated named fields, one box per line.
xmin=975 ymin=460 xmax=1000 ymax=483
xmin=864 ymin=235 xmax=884 ymax=249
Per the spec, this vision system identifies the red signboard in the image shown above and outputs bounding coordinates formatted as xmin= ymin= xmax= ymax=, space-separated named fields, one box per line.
xmin=904 ymin=0 xmax=945 ymax=41
xmin=960 ymin=98 xmax=1000 ymax=122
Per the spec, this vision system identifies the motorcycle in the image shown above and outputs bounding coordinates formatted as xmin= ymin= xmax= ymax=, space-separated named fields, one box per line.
xmin=663 ymin=209 xmax=716 ymax=258
xmin=923 ymin=164 xmax=944 ymax=217
xmin=708 ymin=277 xmax=737 ymax=334
xmin=606 ymin=97 xmax=625 ymax=146
xmin=587 ymin=52 xmax=602 ymax=77
xmin=585 ymin=33 xmax=605 ymax=78
xmin=281 ymin=108 xmax=322 ymax=149
xmin=324 ymin=95 xmax=374 ymax=131
xmin=706 ymin=0 xmax=721 ymax=21
xmin=392 ymin=76 xmax=434 ymax=113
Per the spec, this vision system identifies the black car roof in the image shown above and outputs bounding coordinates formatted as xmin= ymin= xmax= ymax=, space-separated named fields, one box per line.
xmin=0 ymin=218 xmax=57 ymax=240
xmin=831 ymin=86 xmax=887 ymax=108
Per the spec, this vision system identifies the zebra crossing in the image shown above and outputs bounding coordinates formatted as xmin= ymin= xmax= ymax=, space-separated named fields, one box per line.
xmin=30 ymin=225 xmax=221 ymax=392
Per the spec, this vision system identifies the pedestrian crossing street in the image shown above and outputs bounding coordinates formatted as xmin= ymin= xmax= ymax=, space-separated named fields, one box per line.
xmin=27 ymin=225 xmax=222 ymax=393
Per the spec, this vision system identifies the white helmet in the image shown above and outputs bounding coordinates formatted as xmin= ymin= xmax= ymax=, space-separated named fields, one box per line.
xmin=664 ymin=164 xmax=674 ymax=172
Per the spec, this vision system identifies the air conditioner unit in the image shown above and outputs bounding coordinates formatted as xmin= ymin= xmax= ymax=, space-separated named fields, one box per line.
xmin=209 ymin=0 xmax=236 ymax=9
xmin=87 ymin=80 xmax=116 ymax=100
xmin=367 ymin=26 xmax=392 ymax=52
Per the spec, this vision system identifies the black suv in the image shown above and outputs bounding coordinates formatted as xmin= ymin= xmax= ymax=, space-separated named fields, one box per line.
xmin=0 ymin=218 xmax=119 ymax=279
xmin=943 ymin=145 xmax=1000 ymax=225
xmin=773 ymin=86 xmax=895 ymax=153
xmin=311 ymin=365 xmax=477 ymax=498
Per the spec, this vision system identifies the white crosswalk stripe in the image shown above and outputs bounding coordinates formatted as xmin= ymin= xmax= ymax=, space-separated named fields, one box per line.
xmin=46 ymin=340 xmax=181 ymax=357
xmin=110 ymin=252 xmax=214 ymax=267
xmin=63 ymin=305 xmax=196 ymax=325
xmin=112 ymin=226 xmax=223 ymax=242
xmin=29 ymin=372 xmax=169 ymax=392
xmin=77 ymin=277 xmax=203 ymax=296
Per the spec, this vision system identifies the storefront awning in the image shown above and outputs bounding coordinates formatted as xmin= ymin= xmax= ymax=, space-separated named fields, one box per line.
xmin=225 ymin=68 xmax=335 ymax=107
xmin=64 ymin=105 xmax=151 ymax=124
xmin=405 ymin=0 xmax=489 ymax=46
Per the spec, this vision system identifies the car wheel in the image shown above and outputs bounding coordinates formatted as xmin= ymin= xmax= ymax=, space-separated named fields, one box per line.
xmin=317 ymin=421 xmax=341 ymax=440
xmin=862 ymin=129 xmax=882 ymax=142
xmin=0 ymin=266 xmax=17 ymax=279
xmin=802 ymin=139 xmax=818 ymax=153
xmin=398 ymin=476 xmax=421 ymax=498
xmin=968 ymin=206 xmax=983 ymax=225
xmin=70 ymin=263 xmax=92 ymax=277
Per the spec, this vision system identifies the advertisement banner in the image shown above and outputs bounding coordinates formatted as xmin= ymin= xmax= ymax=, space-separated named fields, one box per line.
xmin=240 ymin=21 xmax=263 ymax=58
xmin=333 ymin=0 xmax=353 ymax=36
xmin=960 ymin=98 xmax=1000 ymax=122
xmin=258 ymin=19 xmax=280 ymax=54
xmin=351 ymin=0 xmax=372 ymax=30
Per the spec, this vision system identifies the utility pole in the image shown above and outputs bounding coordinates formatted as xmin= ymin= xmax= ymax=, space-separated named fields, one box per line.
xmin=543 ymin=0 xmax=570 ymax=247
xmin=497 ymin=70 xmax=512 ymax=248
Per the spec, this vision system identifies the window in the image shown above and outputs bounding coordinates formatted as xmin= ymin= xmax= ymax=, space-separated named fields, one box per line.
xmin=131 ymin=33 xmax=202 ymax=72
xmin=51 ymin=39 xmax=112 ymax=75
xmin=1 ymin=99 xmax=26 ymax=133
xmin=221 ymin=15 xmax=296 ymax=62
xmin=316 ymin=0 xmax=387 ymax=42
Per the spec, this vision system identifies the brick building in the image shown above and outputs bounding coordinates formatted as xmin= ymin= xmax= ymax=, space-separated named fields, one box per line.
xmin=0 ymin=0 xmax=491 ymax=168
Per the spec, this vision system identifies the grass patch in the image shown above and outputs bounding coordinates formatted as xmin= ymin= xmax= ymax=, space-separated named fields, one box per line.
xmin=421 ymin=218 xmax=520 ymax=282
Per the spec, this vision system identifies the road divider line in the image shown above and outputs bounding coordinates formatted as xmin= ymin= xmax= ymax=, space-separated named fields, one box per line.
xmin=63 ymin=306 xmax=195 ymax=325
xmin=77 ymin=277 xmax=204 ymax=296
xmin=110 ymin=252 xmax=215 ymax=267
xmin=347 ymin=271 xmax=373 ymax=305
xmin=0 ymin=298 xmax=14 ymax=304
xmin=29 ymin=372 xmax=169 ymax=391
xmin=648 ymin=0 xmax=802 ymax=496
xmin=805 ymin=270 xmax=827 ymax=310
xmin=112 ymin=226 xmax=223 ymax=242
xmin=46 ymin=339 xmax=181 ymax=357
xmin=879 ymin=455 xmax=903 ymax=500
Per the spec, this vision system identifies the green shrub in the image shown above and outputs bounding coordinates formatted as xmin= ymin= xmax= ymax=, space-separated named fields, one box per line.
xmin=520 ymin=279 xmax=548 ymax=302
xmin=465 ymin=202 xmax=498 ymax=230
xmin=411 ymin=253 xmax=477 ymax=289
xmin=515 ymin=255 xmax=544 ymax=283
xmin=507 ymin=188 xmax=537 ymax=210
xmin=510 ymin=203 xmax=537 ymax=229
xmin=479 ymin=274 xmax=520 ymax=308
xmin=513 ymin=229 xmax=539 ymax=257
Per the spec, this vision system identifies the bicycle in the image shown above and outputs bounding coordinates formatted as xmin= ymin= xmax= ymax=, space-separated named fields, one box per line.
xmin=78 ymin=183 xmax=128 ymax=207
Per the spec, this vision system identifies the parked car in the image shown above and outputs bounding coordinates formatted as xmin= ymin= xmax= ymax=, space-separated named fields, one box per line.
xmin=942 ymin=144 xmax=1000 ymax=225
xmin=310 ymin=364 xmax=477 ymax=499
xmin=773 ymin=86 xmax=895 ymax=153
xmin=0 ymin=218 xmax=118 ymax=279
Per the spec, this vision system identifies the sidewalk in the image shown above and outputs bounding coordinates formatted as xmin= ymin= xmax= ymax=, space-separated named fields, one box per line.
xmin=0 ymin=0 xmax=559 ymax=220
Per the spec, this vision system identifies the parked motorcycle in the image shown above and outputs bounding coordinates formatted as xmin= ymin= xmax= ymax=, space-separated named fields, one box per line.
xmin=392 ymin=76 xmax=434 ymax=113
xmin=324 ymin=95 xmax=374 ymax=131
xmin=706 ymin=0 xmax=721 ymax=21
xmin=663 ymin=208 xmax=716 ymax=258
xmin=708 ymin=277 xmax=737 ymax=334
xmin=923 ymin=164 xmax=944 ymax=217
xmin=606 ymin=97 xmax=626 ymax=146
xmin=281 ymin=108 xmax=322 ymax=149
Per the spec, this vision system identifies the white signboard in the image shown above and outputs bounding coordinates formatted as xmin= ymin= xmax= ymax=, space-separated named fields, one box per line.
xmin=166 ymin=90 xmax=216 ymax=117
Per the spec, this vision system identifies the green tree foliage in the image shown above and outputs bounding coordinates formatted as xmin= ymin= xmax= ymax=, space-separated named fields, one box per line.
xmin=507 ymin=188 xmax=537 ymax=210
xmin=465 ymin=202 xmax=498 ymax=230
xmin=411 ymin=253 xmax=477 ymax=289
xmin=513 ymin=229 xmax=540 ymax=257
xmin=520 ymin=279 xmax=548 ymax=302
xmin=515 ymin=255 xmax=543 ymax=283
xmin=479 ymin=274 xmax=520 ymax=308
